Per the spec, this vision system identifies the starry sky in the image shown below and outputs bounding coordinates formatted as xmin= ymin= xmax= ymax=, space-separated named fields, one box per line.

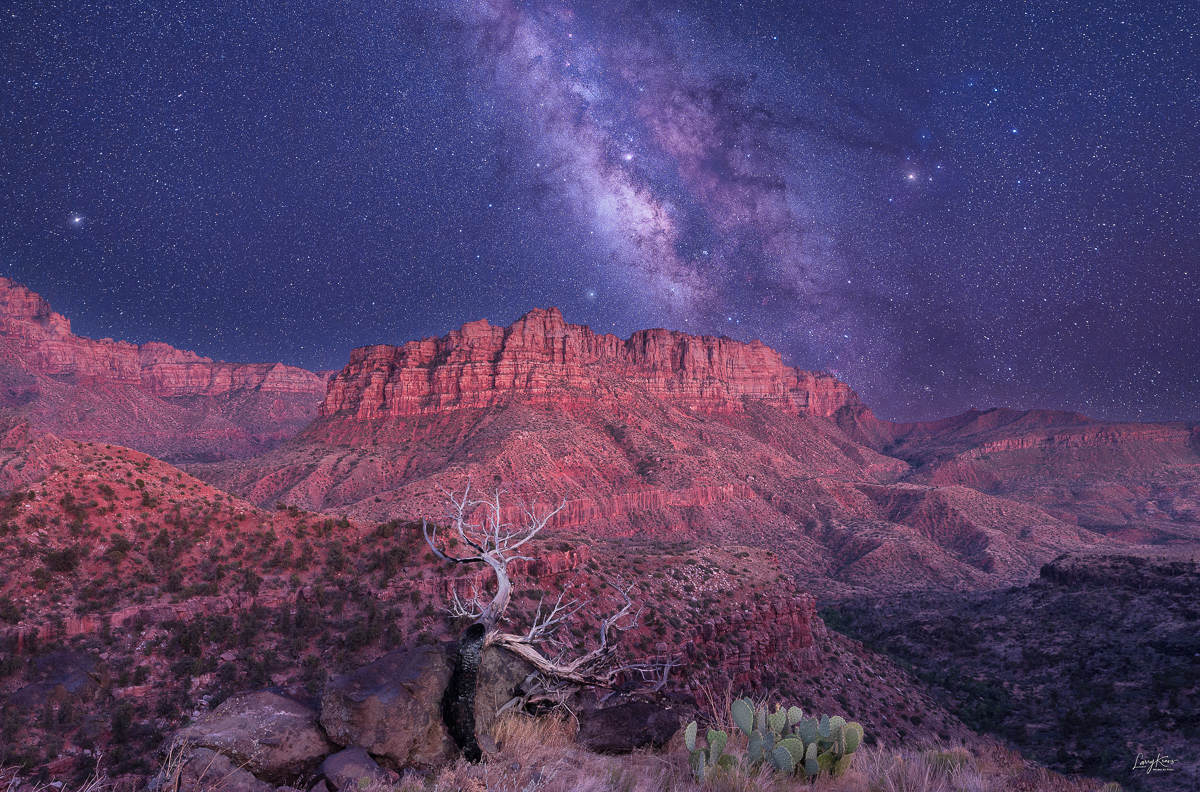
xmin=3 ymin=0 xmax=1197 ymax=422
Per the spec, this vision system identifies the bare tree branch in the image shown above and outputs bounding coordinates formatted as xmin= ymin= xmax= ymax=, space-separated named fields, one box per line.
xmin=487 ymin=577 xmax=643 ymax=687
xmin=423 ymin=484 xmax=653 ymax=724
xmin=422 ymin=483 xmax=565 ymax=633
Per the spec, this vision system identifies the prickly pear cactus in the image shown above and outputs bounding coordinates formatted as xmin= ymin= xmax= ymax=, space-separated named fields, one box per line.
xmin=732 ymin=698 xmax=755 ymax=736
xmin=690 ymin=748 xmax=706 ymax=782
xmin=683 ymin=721 xmax=733 ymax=780
xmin=798 ymin=716 xmax=819 ymax=744
xmin=844 ymin=722 xmax=863 ymax=754
xmin=747 ymin=730 xmax=765 ymax=765
xmin=701 ymin=700 xmax=866 ymax=781
xmin=767 ymin=707 xmax=787 ymax=735
xmin=769 ymin=744 xmax=795 ymax=774
xmin=778 ymin=737 xmax=804 ymax=765
xmin=803 ymin=741 xmax=819 ymax=777
xmin=707 ymin=730 xmax=728 ymax=765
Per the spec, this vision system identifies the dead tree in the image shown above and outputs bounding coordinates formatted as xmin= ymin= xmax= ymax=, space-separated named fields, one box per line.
xmin=423 ymin=483 xmax=643 ymax=757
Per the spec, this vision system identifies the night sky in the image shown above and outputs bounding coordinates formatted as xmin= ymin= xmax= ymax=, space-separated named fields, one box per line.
xmin=3 ymin=1 xmax=1197 ymax=422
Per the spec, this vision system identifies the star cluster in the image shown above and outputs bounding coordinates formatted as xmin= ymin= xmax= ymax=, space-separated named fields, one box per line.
xmin=2 ymin=0 xmax=1197 ymax=421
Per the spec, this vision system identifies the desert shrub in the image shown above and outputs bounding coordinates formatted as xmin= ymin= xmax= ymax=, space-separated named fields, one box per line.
xmin=107 ymin=534 xmax=133 ymax=561
xmin=325 ymin=540 xmax=348 ymax=573
xmin=109 ymin=702 xmax=135 ymax=744
xmin=0 ymin=595 xmax=21 ymax=623
xmin=241 ymin=569 xmax=262 ymax=596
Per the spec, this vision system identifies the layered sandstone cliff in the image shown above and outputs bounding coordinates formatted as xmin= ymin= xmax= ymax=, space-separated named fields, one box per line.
xmin=0 ymin=278 xmax=326 ymax=397
xmin=320 ymin=308 xmax=862 ymax=421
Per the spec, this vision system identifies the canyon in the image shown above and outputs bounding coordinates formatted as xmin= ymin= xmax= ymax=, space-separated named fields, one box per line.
xmin=0 ymin=278 xmax=1195 ymax=790
xmin=183 ymin=306 xmax=1198 ymax=599
xmin=1 ymin=281 xmax=1196 ymax=599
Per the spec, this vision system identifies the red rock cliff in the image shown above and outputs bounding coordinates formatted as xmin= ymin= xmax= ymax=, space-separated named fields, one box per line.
xmin=0 ymin=277 xmax=326 ymax=398
xmin=320 ymin=308 xmax=861 ymax=420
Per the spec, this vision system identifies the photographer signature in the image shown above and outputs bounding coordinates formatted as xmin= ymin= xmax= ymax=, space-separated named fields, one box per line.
xmin=1132 ymin=753 xmax=1176 ymax=774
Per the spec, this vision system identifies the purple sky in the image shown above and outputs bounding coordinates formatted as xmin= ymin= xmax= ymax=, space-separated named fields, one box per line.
xmin=4 ymin=0 xmax=1197 ymax=421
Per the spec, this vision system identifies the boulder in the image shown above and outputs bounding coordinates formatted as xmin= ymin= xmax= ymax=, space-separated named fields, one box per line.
xmin=169 ymin=747 xmax=274 ymax=792
xmin=171 ymin=690 xmax=334 ymax=784
xmin=317 ymin=748 xmax=389 ymax=792
xmin=576 ymin=700 xmax=681 ymax=753
xmin=320 ymin=645 xmax=455 ymax=768
xmin=473 ymin=647 xmax=537 ymax=742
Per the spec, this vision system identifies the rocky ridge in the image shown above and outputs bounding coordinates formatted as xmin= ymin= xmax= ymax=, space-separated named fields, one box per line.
xmin=0 ymin=278 xmax=325 ymax=398
xmin=0 ymin=278 xmax=330 ymax=460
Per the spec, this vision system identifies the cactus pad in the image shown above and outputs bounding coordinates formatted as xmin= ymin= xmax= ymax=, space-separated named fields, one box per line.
xmin=732 ymin=698 xmax=754 ymax=736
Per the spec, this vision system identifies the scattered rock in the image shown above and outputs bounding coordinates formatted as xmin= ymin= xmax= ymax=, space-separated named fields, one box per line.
xmin=171 ymin=690 xmax=334 ymax=784
xmin=320 ymin=644 xmax=455 ymax=768
xmin=169 ymin=747 xmax=274 ymax=792
xmin=317 ymin=748 xmax=389 ymax=792
xmin=476 ymin=734 xmax=499 ymax=757
xmin=576 ymin=700 xmax=681 ymax=754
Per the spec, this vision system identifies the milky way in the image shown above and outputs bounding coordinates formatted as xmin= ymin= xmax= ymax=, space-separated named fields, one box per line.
xmin=3 ymin=0 xmax=1197 ymax=421
xmin=435 ymin=0 xmax=890 ymax=366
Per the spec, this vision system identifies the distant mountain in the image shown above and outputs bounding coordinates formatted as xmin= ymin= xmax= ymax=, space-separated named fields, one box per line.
xmin=0 ymin=277 xmax=331 ymax=461
xmin=2 ymin=279 xmax=1195 ymax=595
xmin=850 ymin=406 xmax=1200 ymax=546
xmin=188 ymin=307 xmax=1189 ymax=597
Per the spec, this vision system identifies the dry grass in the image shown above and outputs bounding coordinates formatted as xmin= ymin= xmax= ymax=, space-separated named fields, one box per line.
xmin=356 ymin=715 xmax=1118 ymax=792
xmin=2 ymin=757 xmax=117 ymax=792
xmin=8 ymin=716 xmax=1120 ymax=792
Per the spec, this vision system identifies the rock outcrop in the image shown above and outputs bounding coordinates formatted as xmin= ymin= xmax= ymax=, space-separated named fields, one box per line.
xmin=472 ymin=647 xmax=537 ymax=744
xmin=4 ymin=650 xmax=106 ymax=711
xmin=168 ymin=747 xmax=274 ymax=792
xmin=317 ymin=747 xmax=392 ymax=792
xmin=680 ymin=594 xmax=821 ymax=691
xmin=575 ymin=700 xmax=682 ymax=753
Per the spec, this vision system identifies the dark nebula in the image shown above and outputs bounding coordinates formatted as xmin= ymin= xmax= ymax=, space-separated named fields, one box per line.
xmin=3 ymin=0 xmax=1197 ymax=421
